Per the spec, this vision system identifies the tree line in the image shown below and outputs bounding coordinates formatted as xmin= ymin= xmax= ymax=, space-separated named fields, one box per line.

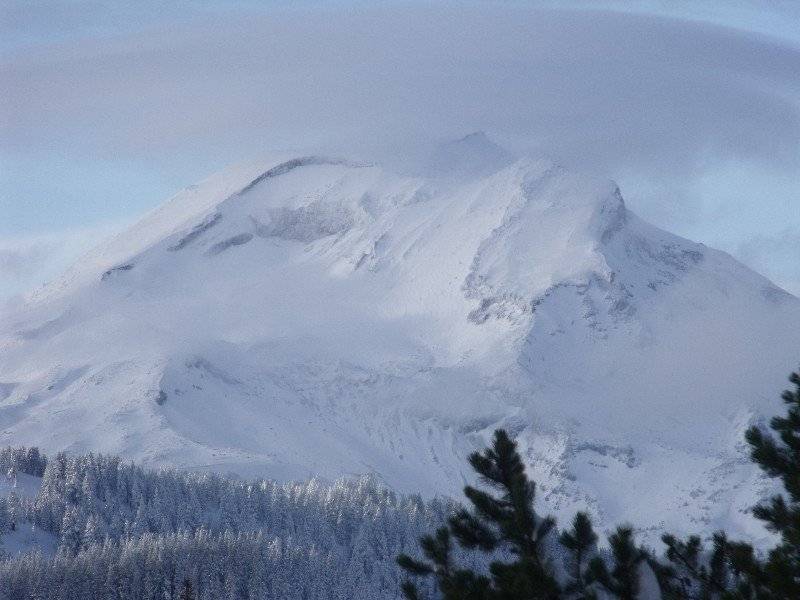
xmin=0 ymin=367 xmax=796 ymax=599
xmin=0 ymin=450 xmax=450 ymax=599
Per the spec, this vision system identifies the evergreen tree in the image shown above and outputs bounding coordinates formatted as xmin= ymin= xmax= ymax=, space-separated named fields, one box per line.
xmin=0 ymin=497 xmax=9 ymax=533
xmin=179 ymin=578 xmax=195 ymax=600
xmin=657 ymin=531 xmax=729 ymax=599
xmin=397 ymin=525 xmax=494 ymax=599
xmin=741 ymin=367 xmax=800 ymax=598
xmin=398 ymin=429 xmax=560 ymax=599
xmin=585 ymin=526 xmax=646 ymax=600
xmin=60 ymin=504 xmax=83 ymax=555
xmin=657 ymin=366 xmax=800 ymax=599
xmin=82 ymin=513 xmax=104 ymax=550
xmin=559 ymin=512 xmax=598 ymax=598
xmin=6 ymin=491 xmax=20 ymax=532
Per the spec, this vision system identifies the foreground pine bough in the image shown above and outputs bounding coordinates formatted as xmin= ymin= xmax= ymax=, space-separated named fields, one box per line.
xmin=398 ymin=367 xmax=800 ymax=599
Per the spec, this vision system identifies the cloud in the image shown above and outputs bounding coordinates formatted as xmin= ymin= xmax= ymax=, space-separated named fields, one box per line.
xmin=3 ymin=6 xmax=798 ymax=168
xmin=0 ymin=242 xmax=51 ymax=281
xmin=0 ymin=223 xmax=125 ymax=307
xmin=737 ymin=229 xmax=800 ymax=297
xmin=0 ymin=2 xmax=798 ymax=294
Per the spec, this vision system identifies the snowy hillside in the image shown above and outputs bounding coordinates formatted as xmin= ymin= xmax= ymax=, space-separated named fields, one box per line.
xmin=1 ymin=153 xmax=797 ymax=545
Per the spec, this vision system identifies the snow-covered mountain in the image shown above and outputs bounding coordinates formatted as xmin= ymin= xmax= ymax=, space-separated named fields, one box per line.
xmin=1 ymin=152 xmax=797 ymax=544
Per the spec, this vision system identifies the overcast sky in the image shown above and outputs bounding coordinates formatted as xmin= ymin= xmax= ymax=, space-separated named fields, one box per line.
xmin=1 ymin=0 xmax=799 ymax=302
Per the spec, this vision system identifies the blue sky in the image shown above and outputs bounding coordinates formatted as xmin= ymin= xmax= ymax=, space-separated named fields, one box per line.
xmin=1 ymin=1 xmax=799 ymax=302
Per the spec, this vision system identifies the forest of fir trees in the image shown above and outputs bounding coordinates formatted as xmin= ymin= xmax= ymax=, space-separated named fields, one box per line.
xmin=0 ymin=446 xmax=450 ymax=600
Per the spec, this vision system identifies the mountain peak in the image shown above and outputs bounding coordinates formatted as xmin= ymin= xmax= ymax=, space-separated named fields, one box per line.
xmin=427 ymin=131 xmax=514 ymax=177
xmin=1 ymin=153 xmax=797 ymax=546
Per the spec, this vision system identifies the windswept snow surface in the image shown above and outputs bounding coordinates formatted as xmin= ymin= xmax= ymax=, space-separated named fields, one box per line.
xmin=1 ymin=155 xmax=797 ymax=545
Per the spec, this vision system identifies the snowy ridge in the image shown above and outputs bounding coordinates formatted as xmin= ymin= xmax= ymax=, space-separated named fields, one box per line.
xmin=0 ymin=153 xmax=797 ymax=546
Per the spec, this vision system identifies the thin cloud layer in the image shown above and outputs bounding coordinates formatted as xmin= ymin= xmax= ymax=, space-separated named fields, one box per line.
xmin=4 ymin=7 xmax=799 ymax=167
xmin=737 ymin=229 xmax=800 ymax=297
xmin=0 ymin=224 xmax=125 ymax=309
xmin=1 ymin=2 xmax=799 ymax=296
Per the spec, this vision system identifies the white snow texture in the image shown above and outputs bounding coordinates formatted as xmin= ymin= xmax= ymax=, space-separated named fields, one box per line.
xmin=1 ymin=148 xmax=798 ymax=546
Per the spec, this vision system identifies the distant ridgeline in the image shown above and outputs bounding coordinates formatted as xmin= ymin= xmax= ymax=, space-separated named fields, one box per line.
xmin=0 ymin=447 xmax=450 ymax=600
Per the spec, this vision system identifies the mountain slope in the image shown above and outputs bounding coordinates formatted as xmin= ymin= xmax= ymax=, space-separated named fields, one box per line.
xmin=1 ymin=155 xmax=797 ymax=544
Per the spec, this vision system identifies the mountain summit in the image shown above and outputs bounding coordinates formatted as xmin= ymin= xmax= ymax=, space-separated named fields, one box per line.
xmin=1 ymin=155 xmax=797 ymax=543
xmin=427 ymin=131 xmax=514 ymax=176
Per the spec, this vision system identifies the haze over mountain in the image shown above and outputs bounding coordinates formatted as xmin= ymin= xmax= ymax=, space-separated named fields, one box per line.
xmin=1 ymin=143 xmax=797 ymax=545
xmin=5 ymin=3 xmax=800 ymax=303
